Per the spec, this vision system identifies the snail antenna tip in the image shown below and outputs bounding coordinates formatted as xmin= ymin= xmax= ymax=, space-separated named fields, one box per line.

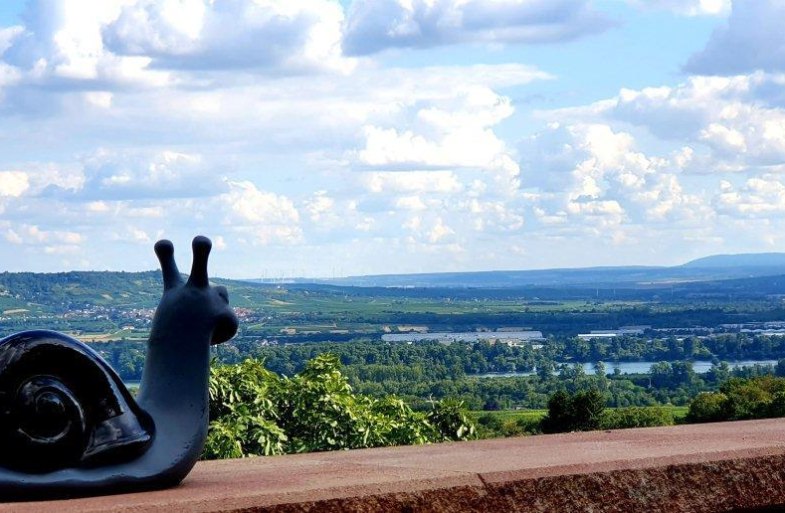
xmin=187 ymin=235 xmax=211 ymax=288
xmin=154 ymin=239 xmax=183 ymax=290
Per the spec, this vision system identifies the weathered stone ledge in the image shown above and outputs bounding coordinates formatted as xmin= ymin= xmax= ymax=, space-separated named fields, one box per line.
xmin=3 ymin=418 xmax=785 ymax=512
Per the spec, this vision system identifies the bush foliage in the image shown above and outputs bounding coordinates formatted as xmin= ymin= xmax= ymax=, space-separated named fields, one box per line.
xmin=540 ymin=390 xmax=676 ymax=434
xmin=203 ymin=354 xmax=475 ymax=459
xmin=540 ymin=389 xmax=606 ymax=433
xmin=686 ymin=376 xmax=785 ymax=423
xmin=600 ymin=406 xmax=674 ymax=429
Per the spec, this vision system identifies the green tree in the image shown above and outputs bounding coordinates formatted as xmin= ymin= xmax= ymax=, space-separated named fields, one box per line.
xmin=601 ymin=406 xmax=674 ymax=429
xmin=203 ymin=355 xmax=475 ymax=460
xmin=540 ymin=388 xmax=606 ymax=433
xmin=686 ymin=392 xmax=728 ymax=423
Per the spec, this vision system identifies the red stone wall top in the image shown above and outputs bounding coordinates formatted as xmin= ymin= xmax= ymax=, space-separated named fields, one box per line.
xmin=3 ymin=418 xmax=785 ymax=512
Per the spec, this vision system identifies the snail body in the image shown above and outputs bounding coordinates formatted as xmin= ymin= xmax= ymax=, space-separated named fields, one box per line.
xmin=0 ymin=236 xmax=238 ymax=500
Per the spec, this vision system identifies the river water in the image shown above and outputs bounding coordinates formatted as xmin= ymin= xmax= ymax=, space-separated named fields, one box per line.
xmin=475 ymin=359 xmax=780 ymax=378
xmin=382 ymin=331 xmax=544 ymax=343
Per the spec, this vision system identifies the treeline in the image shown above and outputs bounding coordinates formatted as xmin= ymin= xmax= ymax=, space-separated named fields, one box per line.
xmin=557 ymin=333 xmax=785 ymax=361
xmin=218 ymin=335 xmax=785 ymax=378
xmin=203 ymin=355 xmax=785 ymax=459
xmin=92 ymin=336 xmax=785 ymax=409
xmin=480 ymin=375 xmax=785 ymax=440
xmin=243 ymin=306 xmax=785 ymax=339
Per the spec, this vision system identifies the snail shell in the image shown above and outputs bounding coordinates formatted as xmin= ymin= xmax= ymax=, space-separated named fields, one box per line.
xmin=0 ymin=330 xmax=154 ymax=473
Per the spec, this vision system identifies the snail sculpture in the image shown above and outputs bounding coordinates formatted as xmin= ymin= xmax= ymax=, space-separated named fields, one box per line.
xmin=0 ymin=236 xmax=238 ymax=500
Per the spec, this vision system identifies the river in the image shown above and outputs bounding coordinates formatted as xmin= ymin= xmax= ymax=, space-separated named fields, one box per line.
xmin=474 ymin=359 xmax=780 ymax=378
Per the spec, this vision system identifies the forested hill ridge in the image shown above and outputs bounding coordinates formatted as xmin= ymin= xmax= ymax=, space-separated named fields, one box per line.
xmin=1 ymin=251 xmax=785 ymax=316
xmin=0 ymin=270 xmax=288 ymax=315
xmin=258 ymin=252 xmax=785 ymax=289
xmin=681 ymin=253 xmax=785 ymax=269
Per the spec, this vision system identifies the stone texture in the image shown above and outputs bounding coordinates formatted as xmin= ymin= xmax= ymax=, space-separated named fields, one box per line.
xmin=3 ymin=418 xmax=785 ymax=512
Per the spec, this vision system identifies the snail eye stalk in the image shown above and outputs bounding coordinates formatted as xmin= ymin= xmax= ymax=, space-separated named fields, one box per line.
xmin=187 ymin=236 xmax=211 ymax=288
xmin=154 ymin=240 xmax=183 ymax=291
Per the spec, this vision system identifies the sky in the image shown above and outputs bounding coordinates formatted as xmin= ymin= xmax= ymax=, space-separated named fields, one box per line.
xmin=0 ymin=0 xmax=783 ymax=279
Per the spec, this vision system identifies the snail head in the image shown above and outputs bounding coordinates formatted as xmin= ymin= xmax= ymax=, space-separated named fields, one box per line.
xmin=153 ymin=236 xmax=238 ymax=345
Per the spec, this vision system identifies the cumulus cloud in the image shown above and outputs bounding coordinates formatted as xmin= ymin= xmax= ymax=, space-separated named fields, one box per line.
xmin=68 ymin=150 xmax=230 ymax=200
xmin=0 ymin=0 xmax=354 ymax=105
xmin=104 ymin=0 xmax=353 ymax=73
xmin=519 ymin=123 xmax=711 ymax=238
xmin=0 ymin=171 xmax=29 ymax=197
xmin=361 ymin=171 xmax=462 ymax=194
xmin=343 ymin=0 xmax=612 ymax=55
xmin=357 ymin=85 xmax=515 ymax=168
xmin=629 ymin=0 xmax=730 ymax=16
xmin=220 ymin=180 xmax=302 ymax=245
xmin=2 ymin=0 xmax=779 ymax=275
xmin=5 ymin=224 xmax=83 ymax=247
xmin=715 ymin=176 xmax=785 ymax=217
xmin=467 ymin=198 xmax=525 ymax=232
xmin=686 ymin=0 xmax=785 ymax=75
xmin=0 ymin=54 xmax=550 ymax=272
xmin=352 ymin=79 xmax=524 ymax=205
xmin=552 ymin=73 xmax=785 ymax=170
xmin=2 ymin=0 xmax=169 ymax=88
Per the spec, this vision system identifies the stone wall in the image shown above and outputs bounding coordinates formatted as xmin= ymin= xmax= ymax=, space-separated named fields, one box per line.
xmin=3 ymin=418 xmax=785 ymax=512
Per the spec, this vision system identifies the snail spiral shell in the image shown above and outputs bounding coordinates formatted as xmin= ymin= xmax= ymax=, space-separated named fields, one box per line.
xmin=0 ymin=330 xmax=153 ymax=473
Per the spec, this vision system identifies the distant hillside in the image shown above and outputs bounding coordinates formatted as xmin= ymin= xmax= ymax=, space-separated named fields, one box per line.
xmin=283 ymin=261 xmax=782 ymax=289
xmin=301 ymin=267 xmax=663 ymax=289
xmin=0 ymin=271 xmax=163 ymax=313
xmin=682 ymin=253 xmax=785 ymax=269
xmin=249 ymin=252 xmax=784 ymax=289
xmin=2 ymin=251 xmax=785 ymax=317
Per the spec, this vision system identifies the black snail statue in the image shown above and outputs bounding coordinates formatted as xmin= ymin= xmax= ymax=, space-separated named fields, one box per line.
xmin=0 ymin=236 xmax=238 ymax=501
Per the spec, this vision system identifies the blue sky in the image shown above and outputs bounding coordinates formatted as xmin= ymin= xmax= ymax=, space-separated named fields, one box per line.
xmin=0 ymin=0 xmax=782 ymax=279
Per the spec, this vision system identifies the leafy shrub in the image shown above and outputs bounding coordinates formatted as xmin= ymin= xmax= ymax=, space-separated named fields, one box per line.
xmin=601 ymin=406 xmax=674 ymax=429
xmin=425 ymin=398 xmax=475 ymax=441
xmin=686 ymin=392 xmax=728 ymax=423
xmin=686 ymin=376 xmax=785 ymax=423
xmin=720 ymin=376 xmax=785 ymax=420
xmin=205 ymin=359 xmax=287 ymax=458
xmin=203 ymin=354 xmax=475 ymax=460
xmin=540 ymin=389 xmax=606 ymax=434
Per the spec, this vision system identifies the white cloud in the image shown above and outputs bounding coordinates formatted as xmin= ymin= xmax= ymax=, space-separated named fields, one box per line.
xmin=220 ymin=180 xmax=302 ymax=245
xmin=427 ymin=217 xmax=453 ymax=243
xmin=343 ymin=0 xmax=612 ymax=55
xmin=553 ymin=73 xmax=785 ymax=169
xmin=629 ymin=0 xmax=730 ymax=16
xmin=394 ymin=195 xmax=428 ymax=211
xmin=5 ymin=224 xmax=83 ymax=246
xmin=358 ymin=85 xmax=515 ymax=169
xmin=520 ymin=123 xmax=711 ymax=235
xmin=73 ymin=149 xmax=228 ymax=200
xmin=686 ymin=0 xmax=785 ymax=74
xmin=1 ymin=0 xmax=780 ymax=275
xmin=304 ymin=190 xmax=335 ymax=222
xmin=0 ymin=56 xmax=551 ymax=273
xmin=467 ymin=198 xmax=525 ymax=232
xmin=104 ymin=0 xmax=353 ymax=73
xmin=128 ymin=226 xmax=151 ymax=243
xmin=361 ymin=171 xmax=462 ymax=194
xmin=715 ymin=175 xmax=785 ymax=217
xmin=2 ymin=0 xmax=169 ymax=88
xmin=0 ymin=171 xmax=29 ymax=197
